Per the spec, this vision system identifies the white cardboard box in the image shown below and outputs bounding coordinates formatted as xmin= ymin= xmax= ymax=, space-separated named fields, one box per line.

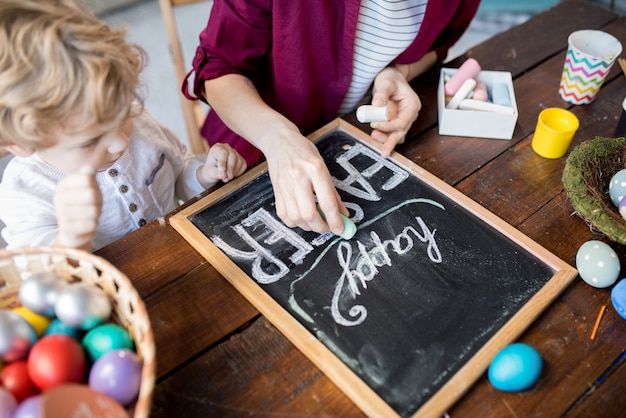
xmin=437 ymin=68 xmax=518 ymax=140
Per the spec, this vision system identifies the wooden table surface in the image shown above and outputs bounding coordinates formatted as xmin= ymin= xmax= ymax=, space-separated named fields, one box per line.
xmin=96 ymin=1 xmax=626 ymax=416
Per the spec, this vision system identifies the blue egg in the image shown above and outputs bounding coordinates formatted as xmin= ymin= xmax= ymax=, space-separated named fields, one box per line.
xmin=611 ymin=278 xmax=626 ymax=320
xmin=44 ymin=318 xmax=83 ymax=340
xmin=488 ymin=343 xmax=543 ymax=392
xmin=609 ymin=169 xmax=626 ymax=206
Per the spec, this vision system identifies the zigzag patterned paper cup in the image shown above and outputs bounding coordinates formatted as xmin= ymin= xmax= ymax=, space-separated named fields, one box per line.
xmin=559 ymin=30 xmax=622 ymax=105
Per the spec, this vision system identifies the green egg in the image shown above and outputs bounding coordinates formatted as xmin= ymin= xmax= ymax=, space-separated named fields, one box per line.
xmin=81 ymin=323 xmax=134 ymax=362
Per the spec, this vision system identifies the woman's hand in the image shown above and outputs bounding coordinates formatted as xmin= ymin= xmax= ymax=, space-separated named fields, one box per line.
xmin=264 ymin=130 xmax=347 ymax=235
xmin=368 ymin=66 xmax=421 ymax=158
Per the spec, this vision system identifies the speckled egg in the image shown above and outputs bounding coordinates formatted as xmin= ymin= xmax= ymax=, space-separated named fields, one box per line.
xmin=609 ymin=169 xmax=626 ymax=206
xmin=611 ymin=278 xmax=626 ymax=320
xmin=575 ymin=240 xmax=620 ymax=288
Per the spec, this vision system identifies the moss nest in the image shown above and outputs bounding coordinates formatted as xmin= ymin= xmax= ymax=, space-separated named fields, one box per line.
xmin=562 ymin=136 xmax=626 ymax=244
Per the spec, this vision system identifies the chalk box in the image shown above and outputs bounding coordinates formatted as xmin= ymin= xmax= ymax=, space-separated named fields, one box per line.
xmin=437 ymin=68 xmax=518 ymax=140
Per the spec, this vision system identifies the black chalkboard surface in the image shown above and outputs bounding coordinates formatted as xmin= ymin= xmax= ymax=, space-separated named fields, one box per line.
xmin=171 ymin=119 xmax=577 ymax=417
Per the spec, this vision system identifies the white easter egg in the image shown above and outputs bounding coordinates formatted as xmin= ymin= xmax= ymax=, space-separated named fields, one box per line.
xmin=54 ymin=283 xmax=111 ymax=330
xmin=19 ymin=271 xmax=68 ymax=317
xmin=608 ymin=169 xmax=626 ymax=206
xmin=575 ymin=240 xmax=620 ymax=288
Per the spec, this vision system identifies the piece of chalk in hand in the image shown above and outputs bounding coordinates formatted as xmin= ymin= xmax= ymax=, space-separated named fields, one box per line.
xmin=444 ymin=58 xmax=481 ymax=96
xmin=356 ymin=105 xmax=389 ymax=123
xmin=446 ymin=78 xmax=476 ymax=110
xmin=338 ymin=214 xmax=357 ymax=240
xmin=459 ymin=99 xmax=514 ymax=114
xmin=317 ymin=205 xmax=357 ymax=240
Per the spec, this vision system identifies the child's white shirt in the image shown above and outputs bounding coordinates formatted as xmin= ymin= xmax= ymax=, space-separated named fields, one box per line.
xmin=0 ymin=110 xmax=205 ymax=251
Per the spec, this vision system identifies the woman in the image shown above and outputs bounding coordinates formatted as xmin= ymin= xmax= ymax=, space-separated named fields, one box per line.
xmin=184 ymin=0 xmax=480 ymax=236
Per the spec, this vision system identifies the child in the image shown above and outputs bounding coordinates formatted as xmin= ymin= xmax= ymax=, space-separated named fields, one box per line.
xmin=0 ymin=0 xmax=247 ymax=252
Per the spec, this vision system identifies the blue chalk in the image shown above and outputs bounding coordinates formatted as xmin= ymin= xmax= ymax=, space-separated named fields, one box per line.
xmin=491 ymin=83 xmax=512 ymax=107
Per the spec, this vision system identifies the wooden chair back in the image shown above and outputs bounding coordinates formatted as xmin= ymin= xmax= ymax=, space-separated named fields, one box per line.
xmin=158 ymin=0 xmax=209 ymax=154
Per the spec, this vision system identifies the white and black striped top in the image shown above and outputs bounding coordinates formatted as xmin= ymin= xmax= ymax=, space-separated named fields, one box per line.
xmin=339 ymin=0 xmax=428 ymax=114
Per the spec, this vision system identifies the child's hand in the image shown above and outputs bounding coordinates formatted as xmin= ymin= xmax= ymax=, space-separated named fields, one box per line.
xmin=198 ymin=143 xmax=247 ymax=188
xmin=52 ymin=166 xmax=102 ymax=251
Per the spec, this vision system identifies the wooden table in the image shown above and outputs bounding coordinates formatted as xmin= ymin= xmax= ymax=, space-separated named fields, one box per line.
xmin=97 ymin=1 xmax=626 ymax=416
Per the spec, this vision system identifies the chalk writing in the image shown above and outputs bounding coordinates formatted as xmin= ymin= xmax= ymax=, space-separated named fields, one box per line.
xmin=333 ymin=143 xmax=409 ymax=200
xmin=185 ymin=124 xmax=564 ymax=417
xmin=212 ymin=142 xmax=411 ymax=285
xmin=332 ymin=215 xmax=442 ymax=326
xmin=211 ymin=207 xmax=313 ymax=284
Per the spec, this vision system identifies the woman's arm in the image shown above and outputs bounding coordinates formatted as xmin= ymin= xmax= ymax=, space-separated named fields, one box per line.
xmin=203 ymin=74 xmax=348 ymax=236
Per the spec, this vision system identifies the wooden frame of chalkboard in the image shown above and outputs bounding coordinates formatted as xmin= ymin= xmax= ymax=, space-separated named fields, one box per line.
xmin=170 ymin=119 xmax=578 ymax=417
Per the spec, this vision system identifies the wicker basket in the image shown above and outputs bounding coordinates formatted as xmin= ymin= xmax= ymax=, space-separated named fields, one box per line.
xmin=562 ymin=136 xmax=626 ymax=244
xmin=0 ymin=246 xmax=155 ymax=418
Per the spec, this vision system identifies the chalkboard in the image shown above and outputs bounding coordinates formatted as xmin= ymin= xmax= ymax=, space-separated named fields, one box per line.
xmin=170 ymin=119 xmax=577 ymax=417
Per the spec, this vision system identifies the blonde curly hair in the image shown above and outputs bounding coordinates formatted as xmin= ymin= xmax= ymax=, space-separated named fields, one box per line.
xmin=0 ymin=0 xmax=146 ymax=150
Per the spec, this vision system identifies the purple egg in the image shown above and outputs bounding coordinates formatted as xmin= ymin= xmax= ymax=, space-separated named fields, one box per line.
xmin=12 ymin=395 xmax=41 ymax=418
xmin=0 ymin=387 xmax=17 ymax=417
xmin=88 ymin=349 xmax=142 ymax=406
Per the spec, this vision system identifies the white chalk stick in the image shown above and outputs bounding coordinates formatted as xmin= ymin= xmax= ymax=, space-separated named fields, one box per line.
xmin=356 ymin=105 xmax=389 ymax=123
xmin=458 ymin=99 xmax=515 ymax=114
xmin=446 ymin=78 xmax=476 ymax=110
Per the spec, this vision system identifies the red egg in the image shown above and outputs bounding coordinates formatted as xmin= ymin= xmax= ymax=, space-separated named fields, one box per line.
xmin=0 ymin=360 xmax=39 ymax=402
xmin=27 ymin=335 xmax=86 ymax=391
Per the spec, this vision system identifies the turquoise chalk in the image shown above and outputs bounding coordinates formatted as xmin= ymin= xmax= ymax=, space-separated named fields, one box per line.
xmin=339 ymin=214 xmax=357 ymax=240
xmin=316 ymin=205 xmax=357 ymax=240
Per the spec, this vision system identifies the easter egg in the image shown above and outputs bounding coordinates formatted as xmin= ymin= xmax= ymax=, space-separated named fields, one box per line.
xmin=611 ymin=278 xmax=626 ymax=320
xmin=0 ymin=387 xmax=17 ymax=418
xmin=619 ymin=197 xmax=626 ymax=221
xmin=609 ymin=169 xmax=626 ymax=206
xmin=82 ymin=323 xmax=134 ymax=362
xmin=19 ymin=271 xmax=67 ymax=317
xmin=54 ymin=283 xmax=111 ymax=330
xmin=0 ymin=310 xmax=38 ymax=362
xmin=575 ymin=240 xmax=620 ymax=288
xmin=44 ymin=318 xmax=82 ymax=341
xmin=27 ymin=334 xmax=86 ymax=391
xmin=12 ymin=395 xmax=41 ymax=418
xmin=88 ymin=349 xmax=142 ymax=406
xmin=0 ymin=360 xmax=39 ymax=402
xmin=488 ymin=343 xmax=543 ymax=392
xmin=40 ymin=384 xmax=127 ymax=418
xmin=13 ymin=306 xmax=52 ymax=337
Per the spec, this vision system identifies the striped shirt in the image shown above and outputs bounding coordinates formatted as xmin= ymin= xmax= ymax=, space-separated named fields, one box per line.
xmin=339 ymin=0 xmax=428 ymax=114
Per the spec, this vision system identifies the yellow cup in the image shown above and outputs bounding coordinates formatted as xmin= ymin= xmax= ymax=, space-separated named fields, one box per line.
xmin=531 ymin=108 xmax=579 ymax=159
